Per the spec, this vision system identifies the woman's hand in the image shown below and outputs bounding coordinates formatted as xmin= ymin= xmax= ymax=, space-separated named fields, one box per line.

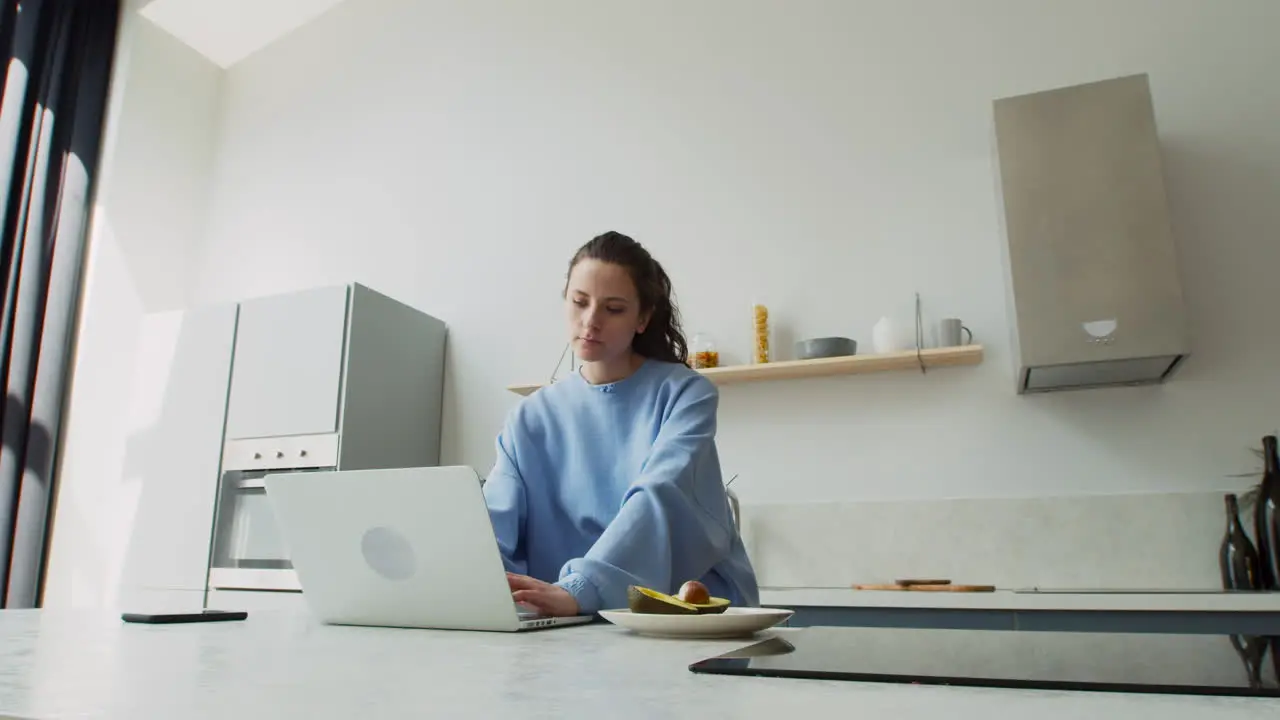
xmin=507 ymin=572 xmax=580 ymax=617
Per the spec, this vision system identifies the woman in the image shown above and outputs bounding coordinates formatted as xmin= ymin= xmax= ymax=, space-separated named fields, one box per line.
xmin=482 ymin=231 xmax=759 ymax=617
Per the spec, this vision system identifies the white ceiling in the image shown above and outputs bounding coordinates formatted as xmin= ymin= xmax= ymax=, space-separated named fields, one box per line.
xmin=139 ymin=0 xmax=350 ymax=69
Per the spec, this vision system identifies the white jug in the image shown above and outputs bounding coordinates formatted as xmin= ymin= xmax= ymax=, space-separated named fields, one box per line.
xmin=871 ymin=316 xmax=901 ymax=353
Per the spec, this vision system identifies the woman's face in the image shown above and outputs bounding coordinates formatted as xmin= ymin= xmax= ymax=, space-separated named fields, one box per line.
xmin=565 ymin=258 xmax=649 ymax=364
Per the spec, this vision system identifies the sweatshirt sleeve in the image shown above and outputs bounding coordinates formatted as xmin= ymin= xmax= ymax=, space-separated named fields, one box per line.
xmin=482 ymin=424 xmax=528 ymax=575
xmin=555 ymin=377 xmax=734 ymax=613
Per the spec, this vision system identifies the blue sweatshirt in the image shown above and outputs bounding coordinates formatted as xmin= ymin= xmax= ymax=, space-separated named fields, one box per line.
xmin=482 ymin=357 xmax=759 ymax=614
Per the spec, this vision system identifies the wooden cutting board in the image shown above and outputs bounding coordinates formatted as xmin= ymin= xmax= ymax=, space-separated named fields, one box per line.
xmin=896 ymin=578 xmax=951 ymax=586
xmin=853 ymin=583 xmax=996 ymax=592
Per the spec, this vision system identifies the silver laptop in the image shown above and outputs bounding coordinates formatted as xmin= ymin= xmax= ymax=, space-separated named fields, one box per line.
xmin=263 ymin=465 xmax=594 ymax=632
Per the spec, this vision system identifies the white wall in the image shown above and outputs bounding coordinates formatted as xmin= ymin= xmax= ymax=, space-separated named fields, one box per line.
xmin=42 ymin=9 xmax=224 ymax=609
xmin=191 ymin=0 xmax=1280 ymax=512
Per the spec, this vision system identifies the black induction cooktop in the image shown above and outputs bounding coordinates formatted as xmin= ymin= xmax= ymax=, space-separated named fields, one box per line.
xmin=689 ymin=627 xmax=1280 ymax=698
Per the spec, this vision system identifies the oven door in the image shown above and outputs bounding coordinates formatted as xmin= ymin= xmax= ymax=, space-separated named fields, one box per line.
xmin=207 ymin=434 xmax=338 ymax=592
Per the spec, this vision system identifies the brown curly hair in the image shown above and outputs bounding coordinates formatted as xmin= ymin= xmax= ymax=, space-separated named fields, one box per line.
xmin=565 ymin=231 xmax=688 ymax=365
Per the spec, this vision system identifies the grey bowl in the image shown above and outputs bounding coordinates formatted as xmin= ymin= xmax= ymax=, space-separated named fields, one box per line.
xmin=795 ymin=336 xmax=857 ymax=360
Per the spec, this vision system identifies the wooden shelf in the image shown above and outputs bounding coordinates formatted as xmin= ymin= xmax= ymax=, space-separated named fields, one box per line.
xmin=506 ymin=345 xmax=984 ymax=396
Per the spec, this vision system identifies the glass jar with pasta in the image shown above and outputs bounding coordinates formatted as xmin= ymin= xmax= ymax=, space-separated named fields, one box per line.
xmin=751 ymin=302 xmax=770 ymax=364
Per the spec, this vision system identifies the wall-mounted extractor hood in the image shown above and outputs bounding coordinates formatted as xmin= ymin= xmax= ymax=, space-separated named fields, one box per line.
xmin=991 ymin=73 xmax=1191 ymax=394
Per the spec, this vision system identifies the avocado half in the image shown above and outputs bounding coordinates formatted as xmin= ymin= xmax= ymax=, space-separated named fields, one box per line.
xmin=627 ymin=585 xmax=731 ymax=615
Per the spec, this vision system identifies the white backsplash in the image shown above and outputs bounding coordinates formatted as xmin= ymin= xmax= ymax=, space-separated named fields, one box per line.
xmin=740 ymin=490 xmax=1233 ymax=590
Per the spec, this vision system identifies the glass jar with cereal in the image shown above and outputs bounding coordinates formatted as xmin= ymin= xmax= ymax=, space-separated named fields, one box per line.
xmin=690 ymin=332 xmax=720 ymax=369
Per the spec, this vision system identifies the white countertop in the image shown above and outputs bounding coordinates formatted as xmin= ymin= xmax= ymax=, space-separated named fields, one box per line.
xmin=760 ymin=587 xmax=1280 ymax=611
xmin=0 ymin=609 xmax=1272 ymax=719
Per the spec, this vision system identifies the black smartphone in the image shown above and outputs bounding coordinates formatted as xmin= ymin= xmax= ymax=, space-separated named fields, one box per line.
xmin=121 ymin=609 xmax=247 ymax=624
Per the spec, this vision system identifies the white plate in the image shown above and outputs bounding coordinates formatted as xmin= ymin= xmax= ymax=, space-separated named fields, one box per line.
xmin=597 ymin=607 xmax=794 ymax=639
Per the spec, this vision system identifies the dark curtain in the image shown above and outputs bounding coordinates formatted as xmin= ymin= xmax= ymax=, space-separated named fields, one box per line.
xmin=0 ymin=0 xmax=121 ymax=609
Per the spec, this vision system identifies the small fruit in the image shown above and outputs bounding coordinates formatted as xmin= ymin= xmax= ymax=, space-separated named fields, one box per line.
xmin=678 ymin=580 xmax=711 ymax=605
xmin=627 ymin=583 xmax=733 ymax=615
xmin=627 ymin=585 xmax=698 ymax=615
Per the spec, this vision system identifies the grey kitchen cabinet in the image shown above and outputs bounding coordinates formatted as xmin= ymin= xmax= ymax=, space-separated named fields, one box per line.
xmin=115 ymin=282 xmax=447 ymax=605
xmin=117 ymin=303 xmax=239 ymax=608
xmin=224 ymin=285 xmax=350 ymax=440
xmin=337 ymin=283 xmax=448 ymax=471
xmin=205 ymin=282 xmax=447 ymax=594
xmin=220 ymin=282 xmax=447 ymax=467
